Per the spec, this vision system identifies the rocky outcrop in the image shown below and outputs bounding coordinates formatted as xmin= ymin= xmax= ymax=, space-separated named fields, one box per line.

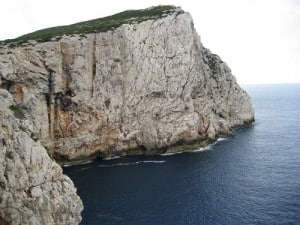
xmin=0 ymin=89 xmax=83 ymax=224
xmin=0 ymin=6 xmax=254 ymax=164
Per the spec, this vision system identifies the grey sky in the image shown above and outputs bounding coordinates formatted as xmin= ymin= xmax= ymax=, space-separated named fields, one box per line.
xmin=1 ymin=0 xmax=299 ymax=84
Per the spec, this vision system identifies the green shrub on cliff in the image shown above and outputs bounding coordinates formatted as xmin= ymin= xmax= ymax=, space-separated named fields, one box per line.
xmin=9 ymin=105 xmax=25 ymax=119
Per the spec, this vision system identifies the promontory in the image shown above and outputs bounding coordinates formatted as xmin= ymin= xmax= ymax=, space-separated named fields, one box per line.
xmin=0 ymin=5 xmax=254 ymax=224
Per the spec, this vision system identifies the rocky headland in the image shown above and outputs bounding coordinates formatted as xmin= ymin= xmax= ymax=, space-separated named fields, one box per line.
xmin=0 ymin=5 xmax=254 ymax=224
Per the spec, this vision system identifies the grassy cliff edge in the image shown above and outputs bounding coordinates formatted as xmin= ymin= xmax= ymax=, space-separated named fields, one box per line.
xmin=0 ymin=5 xmax=181 ymax=47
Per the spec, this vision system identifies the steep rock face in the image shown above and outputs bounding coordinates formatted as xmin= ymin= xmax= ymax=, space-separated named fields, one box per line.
xmin=0 ymin=90 xmax=83 ymax=224
xmin=0 ymin=7 xmax=254 ymax=163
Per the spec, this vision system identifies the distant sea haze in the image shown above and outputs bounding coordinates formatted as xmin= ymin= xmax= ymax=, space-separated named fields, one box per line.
xmin=64 ymin=84 xmax=300 ymax=225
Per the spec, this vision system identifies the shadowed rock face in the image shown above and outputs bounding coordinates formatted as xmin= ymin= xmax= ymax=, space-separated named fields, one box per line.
xmin=0 ymin=90 xmax=83 ymax=224
xmin=0 ymin=7 xmax=254 ymax=164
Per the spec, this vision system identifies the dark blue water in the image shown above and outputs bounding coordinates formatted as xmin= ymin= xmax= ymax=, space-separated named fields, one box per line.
xmin=64 ymin=84 xmax=300 ymax=225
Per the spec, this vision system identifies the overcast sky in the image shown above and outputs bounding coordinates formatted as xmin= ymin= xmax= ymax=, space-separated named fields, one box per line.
xmin=1 ymin=0 xmax=299 ymax=84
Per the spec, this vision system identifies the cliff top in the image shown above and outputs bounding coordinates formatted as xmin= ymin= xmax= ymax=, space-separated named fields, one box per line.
xmin=0 ymin=5 xmax=182 ymax=48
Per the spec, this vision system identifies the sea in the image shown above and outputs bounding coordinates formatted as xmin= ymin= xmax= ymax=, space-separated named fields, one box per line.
xmin=64 ymin=84 xmax=300 ymax=225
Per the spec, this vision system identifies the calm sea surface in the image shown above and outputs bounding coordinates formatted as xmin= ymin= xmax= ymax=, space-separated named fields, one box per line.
xmin=64 ymin=84 xmax=300 ymax=225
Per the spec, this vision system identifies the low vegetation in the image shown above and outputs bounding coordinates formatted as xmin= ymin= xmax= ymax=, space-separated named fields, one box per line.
xmin=0 ymin=5 xmax=178 ymax=47
xmin=19 ymin=125 xmax=27 ymax=132
xmin=9 ymin=105 xmax=25 ymax=119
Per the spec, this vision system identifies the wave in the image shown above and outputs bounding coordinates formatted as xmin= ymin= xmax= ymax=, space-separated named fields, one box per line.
xmin=193 ymin=137 xmax=229 ymax=152
xmin=193 ymin=145 xmax=212 ymax=152
xmin=161 ymin=152 xmax=176 ymax=156
xmin=216 ymin=137 xmax=227 ymax=142
xmin=103 ymin=156 xmax=121 ymax=160
xmin=143 ymin=160 xmax=165 ymax=163
xmin=162 ymin=137 xmax=230 ymax=155
xmin=97 ymin=160 xmax=166 ymax=167
xmin=62 ymin=159 xmax=94 ymax=167
xmin=161 ymin=144 xmax=213 ymax=156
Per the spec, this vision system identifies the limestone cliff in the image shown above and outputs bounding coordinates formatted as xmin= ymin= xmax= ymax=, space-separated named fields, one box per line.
xmin=0 ymin=90 xmax=83 ymax=224
xmin=0 ymin=6 xmax=254 ymax=164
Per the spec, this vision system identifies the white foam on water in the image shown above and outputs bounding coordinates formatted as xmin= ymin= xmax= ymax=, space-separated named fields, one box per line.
xmin=213 ymin=137 xmax=228 ymax=144
xmin=62 ymin=159 xmax=94 ymax=167
xmin=193 ymin=137 xmax=229 ymax=152
xmin=193 ymin=145 xmax=212 ymax=152
xmin=218 ymin=137 xmax=227 ymax=142
xmin=97 ymin=160 xmax=166 ymax=167
xmin=162 ymin=137 xmax=230 ymax=155
xmin=103 ymin=156 xmax=121 ymax=161
xmin=143 ymin=160 xmax=165 ymax=163
xmin=161 ymin=152 xmax=176 ymax=156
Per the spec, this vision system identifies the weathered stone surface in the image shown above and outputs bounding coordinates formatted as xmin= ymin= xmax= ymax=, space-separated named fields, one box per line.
xmin=0 ymin=89 xmax=83 ymax=224
xmin=0 ymin=7 xmax=254 ymax=163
